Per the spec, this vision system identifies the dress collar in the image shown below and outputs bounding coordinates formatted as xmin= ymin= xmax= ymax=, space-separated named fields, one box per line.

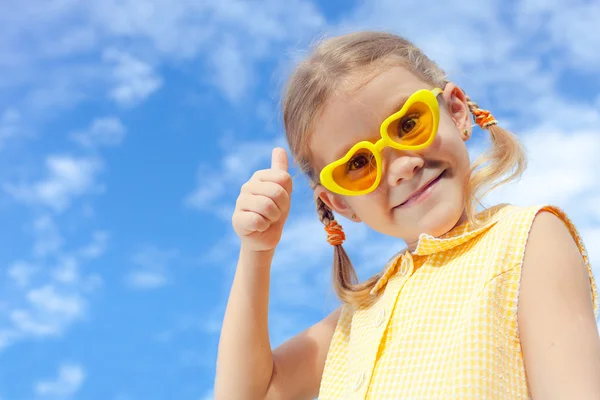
xmin=370 ymin=204 xmax=515 ymax=295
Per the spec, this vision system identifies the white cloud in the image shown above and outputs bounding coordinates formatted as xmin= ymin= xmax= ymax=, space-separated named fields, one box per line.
xmin=483 ymin=129 xmax=600 ymax=208
xmin=125 ymin=246 xmax=178 ymax=289
xmin=77 ymin=230 xmax=109 ymax=259
xmin=35 ymin=363 xmax=85 ymax=398
xmin=126 ymin=270 xmax=167 ymax=289
xmin=42 ymin=26 xmax=97 ymax=58
xmin=516 ymin=0 xmax=600 ymax=70
xmin=0 ymin=107 xmax=22 ymax=148
xmin=51 ymin=256 xmax=79 ymax=284
xmin=0 ymin=0 xmax=326 ymax=127
xmin=208 ymin=38 xmax=250 ymax=102
xmin=33 ymin=215 xmax=63 ymax=258
xmin=27 ymin=285 xmax=84 ymax=317
xmin=103 ymin=48 xmax=163 ymax=106
xmin=4 ymin=155 xmax=103 ymax=212
xmin=1 ymin=226 xmax=105 ymax=350
xmin=70 ymin=116 xmax=126 ymax=148
xmin=7 ymin=261 xmax=39 ymax=288
xmin=9 ymin=286 xmax=85 ymax=338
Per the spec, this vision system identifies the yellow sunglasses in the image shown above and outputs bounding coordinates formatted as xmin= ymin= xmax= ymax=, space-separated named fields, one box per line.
xmin=319 ymin=88 xmax=443 ymax=196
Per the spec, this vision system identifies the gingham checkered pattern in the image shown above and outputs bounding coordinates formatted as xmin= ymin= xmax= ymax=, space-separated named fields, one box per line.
xmin=318 ymin=204 xmax=598 ymax=400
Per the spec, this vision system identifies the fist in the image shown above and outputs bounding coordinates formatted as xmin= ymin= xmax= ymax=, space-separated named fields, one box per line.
xmin=232 ymin=147 xmax=293 ymax=252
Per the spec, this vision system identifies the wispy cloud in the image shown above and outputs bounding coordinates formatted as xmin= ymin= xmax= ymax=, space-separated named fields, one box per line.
xmin=482 ymin=129 xmax=600 ymax=208
xmin=126 ymin=271 xmax=167 ymax=289
xmin=34 ymin=363 xmax=85 ymax=398
xmin=32 ymin=215 xmax=64 ymax=258
xmin=516 ymin=0 xmax=600 ymax=70
xmin=77 ymin=230 xmax=109 ymax=259
xmin=70 ymin=116 xmax=127 ymax=149
xmin=125 ymin=246 xmax=179 ymax=290
xmin=7 ymin=261 xmax=39 ymax=288
xmin=208 ymin=38 xmax=250 ymax=103
xmin=0 ymin=108 xmax=22 ymax=148
xmin=11 ymin=286 xmax=85 ymax=337
xmin=2 ymin=218 xmax=105 ymax=350
xmin=103 ymin=49 xmax=163 ymax=107
xmin=0 ymin=0 xmax=326 ymax=131
xmin=4 ymin=155 xmax=104 ymax=212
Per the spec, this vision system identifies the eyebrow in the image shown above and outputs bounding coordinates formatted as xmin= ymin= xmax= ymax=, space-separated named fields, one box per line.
xmin=386 ymin=93 xmax=411 ymax=119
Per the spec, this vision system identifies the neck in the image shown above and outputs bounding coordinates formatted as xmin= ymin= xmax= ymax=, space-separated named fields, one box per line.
xmin=405 ymin=207 xmax=469 ymax=252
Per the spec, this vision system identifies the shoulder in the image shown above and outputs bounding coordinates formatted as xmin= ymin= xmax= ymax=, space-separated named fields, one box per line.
xmin=526 ymin=209 xmax=581 ymax=257
xmin=520 ymin=208 xmax=594 ymax=303
xmin=517 ymin=208 xmax=600 ymax=398
xmin=518 ymin=206 xmax=598 ymax=332
xmin=521 ymin=207 xmax=591 ymax=283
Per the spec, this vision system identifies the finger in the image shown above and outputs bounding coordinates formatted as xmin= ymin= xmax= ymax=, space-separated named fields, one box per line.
xmin=234 ymin=211 xmax=270 ymax=233
xmin=241 ymin=181 xmax=290 ymax=214
xmin=247 ymin=169 xmax=293 ymax=196
xmin=271 ymin=147 xmax=289 ymax=172
xmin=237 ymin=193 xmax=282 ymax=223
xmin=254 ymin=181 xmax=290 ymax=215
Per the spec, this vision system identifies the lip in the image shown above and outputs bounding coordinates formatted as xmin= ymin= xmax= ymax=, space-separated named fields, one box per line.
xmin=396 ymin=171 xmax=444 ymax=208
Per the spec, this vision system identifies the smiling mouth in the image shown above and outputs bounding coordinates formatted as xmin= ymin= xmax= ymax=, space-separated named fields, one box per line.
xmin=396 ymin=171 xmax=445 ymax=207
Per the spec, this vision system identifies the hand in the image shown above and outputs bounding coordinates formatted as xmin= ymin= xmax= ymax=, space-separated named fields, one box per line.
xmin=232 ymin=147 xmax=293 ymax=252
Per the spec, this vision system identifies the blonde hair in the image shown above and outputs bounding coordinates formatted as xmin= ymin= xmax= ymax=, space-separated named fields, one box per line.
xmin=282 ymin=31 xmax=526 ymax=308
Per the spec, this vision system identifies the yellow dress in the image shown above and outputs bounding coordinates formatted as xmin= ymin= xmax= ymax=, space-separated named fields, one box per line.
xmin=318 ymin=204 xmax=598 ymax=399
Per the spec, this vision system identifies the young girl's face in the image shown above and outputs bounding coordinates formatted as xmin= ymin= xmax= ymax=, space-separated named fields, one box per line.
xmin=311 ymin=66 xmax=472 ymax=249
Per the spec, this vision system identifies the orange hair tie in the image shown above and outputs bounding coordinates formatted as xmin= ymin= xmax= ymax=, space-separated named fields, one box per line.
xmin=471 ymin=108 xmax=498 ymax=129
xmin=325 ymin=220 xmax=345 ymax=246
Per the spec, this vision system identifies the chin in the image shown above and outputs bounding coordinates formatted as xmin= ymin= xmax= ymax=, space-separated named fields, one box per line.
xmin=416 ymin=196 xmax=465 ymax=238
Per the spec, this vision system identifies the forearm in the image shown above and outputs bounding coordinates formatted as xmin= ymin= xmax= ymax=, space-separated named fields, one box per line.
xmin=214 ymin=245 xmax=275 ymax=400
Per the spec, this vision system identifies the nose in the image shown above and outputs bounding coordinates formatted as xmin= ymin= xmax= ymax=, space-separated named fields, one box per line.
xmin=384 ymin=150 xmax=424 ymax=187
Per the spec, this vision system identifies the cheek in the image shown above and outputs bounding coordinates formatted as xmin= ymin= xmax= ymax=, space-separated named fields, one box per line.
xmin=351 ymin=192 xmax=386 ymax=215
xmin=432 ymin=127 xmax=470 ymax=166
xmin=452 ymin=139 xmax=471 ymax=170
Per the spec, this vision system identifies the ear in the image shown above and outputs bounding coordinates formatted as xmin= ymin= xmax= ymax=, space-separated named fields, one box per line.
xmin=442 ymin=82 xmax=472 ymax=141
xmin=314 ymin=184 xmax=361 ymax=222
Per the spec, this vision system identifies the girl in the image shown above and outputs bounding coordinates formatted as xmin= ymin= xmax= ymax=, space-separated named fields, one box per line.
xmin=215 ymin=31 xmax=600 ymax=399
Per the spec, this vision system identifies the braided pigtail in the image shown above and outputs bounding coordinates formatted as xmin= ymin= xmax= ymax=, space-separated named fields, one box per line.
xmin=463 ymin=94 xmax=527 ymax=224
xmin=312 ymin=184 xmax=381 ymax=308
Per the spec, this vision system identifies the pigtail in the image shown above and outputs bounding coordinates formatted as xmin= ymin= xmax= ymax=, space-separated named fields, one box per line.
xmin=313 ymin=190 xmax=382 ymax=308
xmin=464 ymin=95 xmax=527 ymax=225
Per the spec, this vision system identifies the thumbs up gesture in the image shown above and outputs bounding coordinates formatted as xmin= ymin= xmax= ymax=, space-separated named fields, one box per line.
xmin=232 ymin=148 xmax=293 ymax=252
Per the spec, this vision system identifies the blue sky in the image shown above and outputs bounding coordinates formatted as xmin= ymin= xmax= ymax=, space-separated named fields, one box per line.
xmin=1 ymin=0 xmax=599 ymax=399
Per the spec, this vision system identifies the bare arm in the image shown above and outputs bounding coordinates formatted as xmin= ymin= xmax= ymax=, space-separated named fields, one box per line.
xmin=266 ymin=307 xmax=340 ymax=399
xmin=214 ymin=247 xmax=276 ymax=399
xmin=519 ymin=211 xmax=600 ymax=399
xmin=215 ymin=148 xmax=340 ymax=399
xmin=214 ymin=245 xmax=340 ymax=400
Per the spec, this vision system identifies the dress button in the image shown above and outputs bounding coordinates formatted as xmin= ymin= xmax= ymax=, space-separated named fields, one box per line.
xmin=375 ymin=308 xmax=386 ymax=327
xmin=352 ymin=371 xmax=365 ymax=391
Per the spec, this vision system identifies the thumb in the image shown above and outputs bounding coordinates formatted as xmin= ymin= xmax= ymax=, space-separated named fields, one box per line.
xmin=271 ymin=147 xmax=289 ymax=172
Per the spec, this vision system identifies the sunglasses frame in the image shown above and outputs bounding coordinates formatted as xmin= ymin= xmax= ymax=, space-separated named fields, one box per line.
xmin=319 ymin=87 xmax=443 ymax=196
